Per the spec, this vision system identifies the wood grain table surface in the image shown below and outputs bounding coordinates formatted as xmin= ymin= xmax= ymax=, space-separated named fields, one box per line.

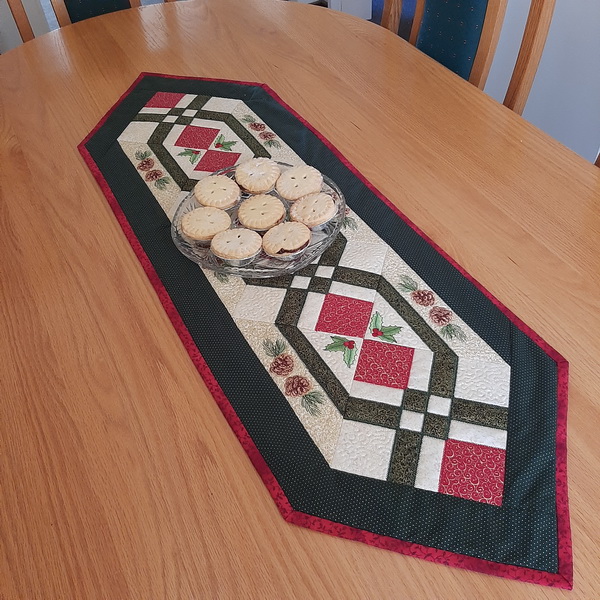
xmin=1 ymin=0 xmax=599 ymax=598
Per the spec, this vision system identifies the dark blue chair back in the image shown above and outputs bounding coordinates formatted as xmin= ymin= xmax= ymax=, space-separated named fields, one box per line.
xmin=415 ymin=0 xmax=489 ymax=80
xmin=63 ymin=0 xmax=134 ymax=24
xmin=379 ymin=0 xmax=555 ymax=115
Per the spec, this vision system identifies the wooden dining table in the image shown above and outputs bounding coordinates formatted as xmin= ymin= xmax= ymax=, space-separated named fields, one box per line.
xmin=1 ymin=0 xmax=599 ymax=598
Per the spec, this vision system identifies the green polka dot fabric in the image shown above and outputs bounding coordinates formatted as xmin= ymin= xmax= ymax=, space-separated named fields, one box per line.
xmin=79 ymin=74 xmax=572 ymax=589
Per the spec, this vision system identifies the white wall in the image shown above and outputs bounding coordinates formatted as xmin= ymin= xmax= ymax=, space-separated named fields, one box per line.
xmin=485 ymin=0 xmax=600 ymax=162
xmin=0 ymin=0 xmax=50 ymax=53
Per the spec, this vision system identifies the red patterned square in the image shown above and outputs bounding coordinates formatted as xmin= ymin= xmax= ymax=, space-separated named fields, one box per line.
xmin=145 ymin=92 xmax=186 ymax=108
xmin=194 ymin=150 xmax=242 ymax=172
xmin=315 ymin=294 xmax=373 ymax=338
xmin=439 ymin=439 xmax=506 ymax=506
xmin=353 ymin=340 xmax=414 ymax=389
xmin=175 ymin=126 xmax=220 ymax=150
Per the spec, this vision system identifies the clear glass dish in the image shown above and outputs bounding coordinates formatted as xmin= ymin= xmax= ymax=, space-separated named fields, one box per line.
xmin=171 ymin=163 xmax=346 ymax=278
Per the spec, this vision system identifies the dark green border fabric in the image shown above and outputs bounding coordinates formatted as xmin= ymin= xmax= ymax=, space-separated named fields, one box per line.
xmin=84 ymin=75 xmax=559 ymax=573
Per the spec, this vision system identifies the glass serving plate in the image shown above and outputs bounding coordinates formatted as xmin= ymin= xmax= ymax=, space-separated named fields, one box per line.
xmin=171 ymin=163 xmax=346 ymax=278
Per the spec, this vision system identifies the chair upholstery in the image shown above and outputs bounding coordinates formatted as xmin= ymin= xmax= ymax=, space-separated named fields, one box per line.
xmin=61 ymin=0 xmax=133 ymax=24
xmin=381 ymin=0 xmax=555 ymax=115
xmin=415 ymin=0 xmax=489 ymax=80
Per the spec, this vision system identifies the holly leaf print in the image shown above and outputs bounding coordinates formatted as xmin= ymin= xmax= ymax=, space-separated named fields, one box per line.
xmin=378 ymin=325 xmax=402 ymax=343
xmin=241 ymin=114 xmax=256 ymax=123
xmin=264 ymin=139 xmax=281 ymax=149
xmin=370 ymin=312 xmax=383 ymax=332
xmin=214 ymin=134 xmax=237 ymax=152
xmin=220 ymin=140 xmax=237 ymax=151
xmin=325 ymin=337 xmax=347 ymax=352
xmin=178 ymin=149 xmax=201 ymax=164
xmin=325 ymin=336 xmax=357 ymax=367
xmin=380 ymin=326 xmax=402 ymax=344
xmin=379 ymin=334 xmax=397 ymax=344
xmin=343 ymin=346 xmax=357 ymax=367
xmin=381 ymin=326 xmax=402 ymax=335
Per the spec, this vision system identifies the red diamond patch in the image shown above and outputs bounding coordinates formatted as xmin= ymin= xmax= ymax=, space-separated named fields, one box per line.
xmin=439 ymin=439 xmax=506 ymax=506
xmin=145 ymin=92 xmax=186 ymax=108
xmin=175 ymin=126 xmax=220 ymax=150
xmin=353 ymin=340 xmax=414 ymax=389
xmin=315 ymin=294 xmax=373 ymax=338
xmin=194 ymin=150 xmax=242 ymax=172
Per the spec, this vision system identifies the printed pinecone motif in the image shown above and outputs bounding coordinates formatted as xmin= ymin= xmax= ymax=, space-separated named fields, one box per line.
xmin=249 ymin=122 xmax=266 ymax=131
xmin=259 ymin=131 xmax=276 ymax=141
xmin=270 ymin=354 xmax=294 ymax=377
xmin=411 ymin=289 xmax=435 ymax=306
xmin=429 ymin=306 xmax=453 ymax=326
xmin=284 ymin=375 xmax=312 ymax=397
xmin=137 ymin=158 xmax=155 ymax=171
xmin=145 ymin=169 xmax=163 ymax=182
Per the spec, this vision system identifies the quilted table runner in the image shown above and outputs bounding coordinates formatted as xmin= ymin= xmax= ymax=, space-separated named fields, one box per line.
xmin=80 ymin=74 xmax=572 ymax=588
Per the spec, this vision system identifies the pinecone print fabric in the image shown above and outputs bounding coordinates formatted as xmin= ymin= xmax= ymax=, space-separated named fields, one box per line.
xmin=284 ymin=375 xmax=312 ymax=397
xmin=398 ymin=276 xmax=466 ymax=342
xmin=262 ymin=338 xmax=324 ymax=416
xmin=270 ymin=354 xmax=294 ymax=376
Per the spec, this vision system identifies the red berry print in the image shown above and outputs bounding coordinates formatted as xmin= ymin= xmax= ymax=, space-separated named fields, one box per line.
xmin=343 ymin=340 xmax=355 ymax=349
xmin=372 ymin=328 xmax=383 ymax=337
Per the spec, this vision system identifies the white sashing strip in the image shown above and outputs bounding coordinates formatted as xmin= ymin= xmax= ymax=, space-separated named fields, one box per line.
xmin=448 ymin=420 xmax=508 ymax=449
xmin=329 ymin=281 xmax=376 ymax=303
xmin=316 ymin=265 xmax=334 ymax=278
xmin=139 ymin=107 xmax=171 ymax=114
xmin=407 ymin=348 xmax=434 ymax=391
xmin=414 ymin=436 xmax=446 ymax=492
xmin=202 ymin=97 xmax=243 ymax=112
xmin=399 ymin=410 xmax=424 ymax=432
xmin=297 ymin=292 xmax=327 ymax=331
xmin=291 ymin=276 xmax=311 ymax=290
xmin=427 ymin=395 xmax=452 ymax=416
xmin=175 ymin=94 xmax=197 ymax=109
xmin=117 ymin=121 xmax=159 ymax=143
xmin=350 ymin=381 xmax=404 ymax=407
